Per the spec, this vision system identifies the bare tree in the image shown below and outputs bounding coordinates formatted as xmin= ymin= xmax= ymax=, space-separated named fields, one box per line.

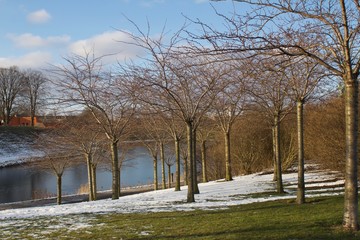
xmin=165 ymin=152 xmax=175 ymax=188
xmin=160 ymin=111 xmax=185 ymax=191
xmin=0 ymin=67 xmax=24 ymax=125
xmin=285 ymin=57 xmax=329 ymax=204
xmin=121 ymin=23 xmax=223 ymax=202
xmin=248 ymin=56 xmax=294 ymax=193
xmin=136 ymin=110 xmax=170 ymax=190
xmin=204 ymin=0 xmax=360 ymax=230
xmin=62 ymin=111 xmax=107 ymax=201
xmin=50 ymin=52 xmax=136 ymax=200
xmin=197 ymin=117 xmax=217 ymax=183
xmin=143 ymin=140 xmax=159 ymax=191
xmin=212 ymin=63 xmax=249 ymax=181
xmin=22 ymin=69 xmax=47 ymax=126
xmin=32 ymin=129 xmax=75 ymax=205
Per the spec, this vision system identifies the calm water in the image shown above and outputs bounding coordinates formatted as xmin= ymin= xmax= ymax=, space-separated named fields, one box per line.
xmin=0 ymin=147 xmax=175 ymax=204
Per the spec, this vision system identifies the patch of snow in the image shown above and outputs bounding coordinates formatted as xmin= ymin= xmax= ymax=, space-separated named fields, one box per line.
xmin=0 ymin=168 xmax=343 ymax=220
xmin=0 ymin=131 xmax=43 ymax=166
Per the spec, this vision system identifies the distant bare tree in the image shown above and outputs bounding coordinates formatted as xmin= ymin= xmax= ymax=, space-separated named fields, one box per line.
xmin=160 ymin=111 xmax=185 ymax=191
xmin=197 ymin=117 xmax=217 ymax=183
xmin=143 ymin=103 xmax=185 ymax=191
xmin=139 ymin=134 xmax=159 ymax=191
xmin=22 ymin=69 xmax=47 ymax=126
xmin=212 ymin=64 xmax=249 ymax=181
xmin=32 ymin=129 xmax=75 ymax=205
xmin=248 ymin=56 xmax=294 ymax=193
xmin=63 ymin=111 xmax=107 ymax=201
xmin=165 ymin=152 xmax=175 ymax=188
xmin=0 ymin=67 xmax=24 ymax=125
xmin=136 ymin=111 xmax=169 ymax=190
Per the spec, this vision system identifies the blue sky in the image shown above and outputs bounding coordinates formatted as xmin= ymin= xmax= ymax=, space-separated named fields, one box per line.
xmin=0 ymin=0 xmax=243 ymax=69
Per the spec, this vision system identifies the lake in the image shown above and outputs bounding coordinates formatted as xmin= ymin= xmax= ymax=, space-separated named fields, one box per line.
xmin=0 ymin=147 xmax=176 ymax=204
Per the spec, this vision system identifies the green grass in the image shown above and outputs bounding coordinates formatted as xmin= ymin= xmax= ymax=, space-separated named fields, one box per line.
xmin=1 ymin=195 xmax=359 ymax=239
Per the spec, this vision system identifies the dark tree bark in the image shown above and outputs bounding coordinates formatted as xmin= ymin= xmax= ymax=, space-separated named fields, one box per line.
xmin=111 ymin=140 xmax=120 ymax=199
xmin=167 ymin=163 xmax=172 ymax=188
xmin=192 ymin=128 xmax=200 ymax=194
xmin=56 ymin=174 xmax=62 ymax=205
xmin=186 ymin=122 xmax=195 ymax=202
xmin=160 ymin=142 xmax=166 ymax=189
xmin=274 ymin=114 xmax=284 ymax=193
xmin=174 ymin=137 xmax=181 ymax=191
xmin=91 ymin=164 xmax=97 ymax=200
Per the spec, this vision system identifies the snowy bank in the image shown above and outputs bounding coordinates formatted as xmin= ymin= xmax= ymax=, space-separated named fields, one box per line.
xmin=0 ymin=167 xmax=343 ymax=220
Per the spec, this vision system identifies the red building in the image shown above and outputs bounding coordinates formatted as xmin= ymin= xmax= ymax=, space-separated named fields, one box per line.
xmin=0 ymin=116 xmax=45 ymax=127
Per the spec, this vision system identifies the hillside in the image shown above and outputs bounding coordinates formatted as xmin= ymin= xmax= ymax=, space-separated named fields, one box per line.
xmin=0 ymin=127 xmax=44 ymax=167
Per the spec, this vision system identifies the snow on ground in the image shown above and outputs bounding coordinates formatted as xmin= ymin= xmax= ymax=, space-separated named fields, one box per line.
xmin=0 ymin=166 xmax=343 ymax=221
xmin=0 ymin=130 xmax=42 ymax=166
xmin=0 ymin=166 xmax=345 ymax=239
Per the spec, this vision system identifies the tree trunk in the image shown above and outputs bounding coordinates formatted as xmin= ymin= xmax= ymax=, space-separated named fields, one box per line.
xmin=56 ymin=174 xmax=62 ymax=205
xmin=343 ymin=79 xmax=359 ymax=230
xmin=160 ymin=142 xmax=166 ymax=189
xmin=201 ymin=140 xmax=208 ymax=183
xmin=296 ymin=100 xmax=305 ymax=204
xmin=274 ymin=114 xmax=284 ymax=193
xmin=193 ymin=128 xmax=200 ymax=194
xmin=111 ymin=140 xmax=120 ymax=200
xmin=86 ymin=154 xmax=94 ymax=201
xmin=175 ymin=137 xmax=181 ymax=191
xmin=186 ymin=121 xmax=195 ymax=202
xmin=168 ymin=164 xmax=171 ymax=188
xmin=5 ymin=107 xmax=11 ymax=125
xmin=153 ymin=155 xmax=158 ymax=190
xmin=91 ymin=164 xmax=97 ymax=200
xmin=30 ymin=103 xmax=36 ymax=127
xmin=272 ymin=126 xmax=277 ymax=181
xmin=224 ymin=130 xmax=233 ymax=181
xmin=31 ymin=115 xmax=35 ymax=127
xmin=183 ymin=155 xmax=188 ymax=186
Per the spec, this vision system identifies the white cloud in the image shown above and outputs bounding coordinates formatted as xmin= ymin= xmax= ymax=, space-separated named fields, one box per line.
xmin=27 ymin=9 xmax=51 ymax=24
xmin=0 ymin=52 xmax=52 ymax=69
xmin=68 ymin=31 xmax=145 ymax=64
xmin=7 ymin=33 xmax=71 ymax=49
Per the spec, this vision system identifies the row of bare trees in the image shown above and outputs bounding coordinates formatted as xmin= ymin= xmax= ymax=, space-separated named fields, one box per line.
xmin=0 ymin=67 xmax=47 ymax=126
xmin=9 ymin=0 xmax=357 ymax=231
xmin=203 ymin=0 xmax=360 ymax=231
xmin=46 ymin=44 xmax=329 ymax=208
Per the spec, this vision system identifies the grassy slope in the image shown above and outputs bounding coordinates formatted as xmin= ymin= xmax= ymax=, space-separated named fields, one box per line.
xmin=2 ymin=196 xmax=359 ymax=240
